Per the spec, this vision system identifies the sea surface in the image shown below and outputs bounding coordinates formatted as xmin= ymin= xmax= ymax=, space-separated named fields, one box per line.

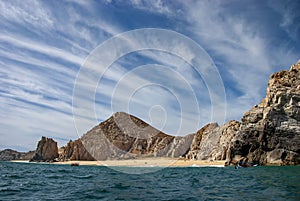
xmin=0 ymin=162 xmax=299 ymax=201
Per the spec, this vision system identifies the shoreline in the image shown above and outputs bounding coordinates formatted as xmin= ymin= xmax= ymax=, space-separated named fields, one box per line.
xmin=10 ymin=158 xmax=226 ymax=167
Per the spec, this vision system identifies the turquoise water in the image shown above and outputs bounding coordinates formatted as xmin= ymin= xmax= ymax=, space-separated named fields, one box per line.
xmin=0 ymin=162 xmax=299 ymax=200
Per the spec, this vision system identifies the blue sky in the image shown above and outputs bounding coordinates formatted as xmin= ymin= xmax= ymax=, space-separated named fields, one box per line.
xmin=0 ymin=0 xmax=299 ymax=151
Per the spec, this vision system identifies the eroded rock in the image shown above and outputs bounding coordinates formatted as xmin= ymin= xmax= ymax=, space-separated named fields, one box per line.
xmin=228 ymin=60 xmax=300 ymax=165
xmin=30 ymin=136 xmax=59 ymax=162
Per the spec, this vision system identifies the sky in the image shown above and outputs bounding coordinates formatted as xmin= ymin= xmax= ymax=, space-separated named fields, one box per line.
xmin=0 ymin=0 xmax=299 ymax=151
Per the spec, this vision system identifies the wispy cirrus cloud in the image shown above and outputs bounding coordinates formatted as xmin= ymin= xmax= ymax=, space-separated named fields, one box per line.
xmin=122 ymin=0 xmax=300 ymax=124
xmin=172 ymin=0 xmax=299 ymax=121
xmin=0 ymin=34 xmax=84 ymax=66
xmin=0 ymin=0 xmax=54 ymax=29
xmin=0 ymin=0 xmax=124 ymax=150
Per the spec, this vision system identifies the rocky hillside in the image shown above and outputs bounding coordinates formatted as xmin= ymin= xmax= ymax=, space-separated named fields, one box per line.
xmin=0 ymin=149 xmax=34 ymax=161
xmin=71 ymin=112 xmax=194 ymax=160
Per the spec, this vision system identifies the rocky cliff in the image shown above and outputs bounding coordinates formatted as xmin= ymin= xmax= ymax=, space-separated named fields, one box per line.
xmin=185 ymin=61 xmax=300 ymax=165
xmin=30 ymin=136 xmax=59 ymax=162
xmin=228 ymin=61 xmax=300 ymax=165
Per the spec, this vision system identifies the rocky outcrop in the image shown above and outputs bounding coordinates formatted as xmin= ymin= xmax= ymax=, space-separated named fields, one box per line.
xmin=162 ymin=133 xmax=195 ymax=158
xmin=184 ymin=60 xmax=300 ymax=166
xmin=30 ymin=137 xmax=59 ymax=162
xmin=0 ymin=149 xmax=34 ymax=161
xmin=228 ymin=61 xmax=300 ymax=165
xmin=58 ymin=139 xmax=95 ymax=161
xmin=186 ymin=120 xmax=240 ymax=161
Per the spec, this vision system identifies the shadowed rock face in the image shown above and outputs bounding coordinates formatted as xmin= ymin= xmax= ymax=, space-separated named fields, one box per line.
xmin=228 ymin=61 xmax=300 ymax=165
xmin=30 ymin=137 xmax=59 ymax=162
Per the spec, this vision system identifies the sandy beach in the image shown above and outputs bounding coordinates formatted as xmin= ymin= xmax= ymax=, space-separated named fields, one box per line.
xmin=11 ymin=158 xmax=226 ymax=167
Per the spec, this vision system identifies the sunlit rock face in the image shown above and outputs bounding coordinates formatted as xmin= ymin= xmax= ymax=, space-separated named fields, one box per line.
xmin=228 ymin=60 xmax=300 ymax=165
xmin=61 ymin=112 xmax=193 ymax=160
xmin=185 ymin=60 xmax=300 ymax=165
xmin=185 ymin=121 xmax=240 ymax=162
xmin=58 ymin=139 xmax=95 ymax=161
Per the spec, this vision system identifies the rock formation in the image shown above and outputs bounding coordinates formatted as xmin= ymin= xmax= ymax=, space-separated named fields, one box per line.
xmin=61 ymin=112 xmax=194 ymax=160
xmin=30 ymin=136 xmax=59 ymax=162
xmin=185 ymin=61 xmax=300 ymax=165
xmin=54 ymin=61 xmax=300 ymax=164
xmin=0 ymin=149 xmax=34 ymax=161
xmin=186 ymin=120 xmax=240 ymax=162
xmin=58 ymin=139 xmax=95 ymax=161
xmin=228 ymin=61 xmax=300 ymax=165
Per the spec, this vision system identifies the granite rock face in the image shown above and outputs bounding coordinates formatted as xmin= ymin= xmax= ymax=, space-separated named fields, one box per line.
xmin=0 ymin=149 xmax=34 ymax=161
xmin=30 ymin=137 xmax=59 ymax=162
xmin=228 ymin=61 xmax=300 ymax=165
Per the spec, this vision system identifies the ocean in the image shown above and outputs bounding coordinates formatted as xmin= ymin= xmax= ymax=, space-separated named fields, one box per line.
xmin=0 ymin=162 xmax=299 ymax=201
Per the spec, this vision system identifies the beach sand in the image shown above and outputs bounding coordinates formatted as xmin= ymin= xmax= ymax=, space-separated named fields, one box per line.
xmin=11 ymin=158 xmax=226 ymax=167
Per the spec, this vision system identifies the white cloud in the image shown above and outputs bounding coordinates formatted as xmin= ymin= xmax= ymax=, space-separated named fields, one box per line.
xmin=0 ymin=0 xmax=54 ymax=29
xmin=73 ymin=28 xmax=226 ymax=135
xmin=268 ymin=0 xmax=300 ymax=40
xmin=0 ymin=96 xmax=78 ymax=151
xmin=177 ymin=1 xmax=281 ymax=120
xmin=0 ymin=34 xmax=84 ymax=66
xmin=129 ymin=0 xmax=173 ymax=16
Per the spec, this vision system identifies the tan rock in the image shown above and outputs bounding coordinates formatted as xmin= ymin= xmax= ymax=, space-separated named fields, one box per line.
xmin=30 ymin=136 xmax=59 ymax=162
